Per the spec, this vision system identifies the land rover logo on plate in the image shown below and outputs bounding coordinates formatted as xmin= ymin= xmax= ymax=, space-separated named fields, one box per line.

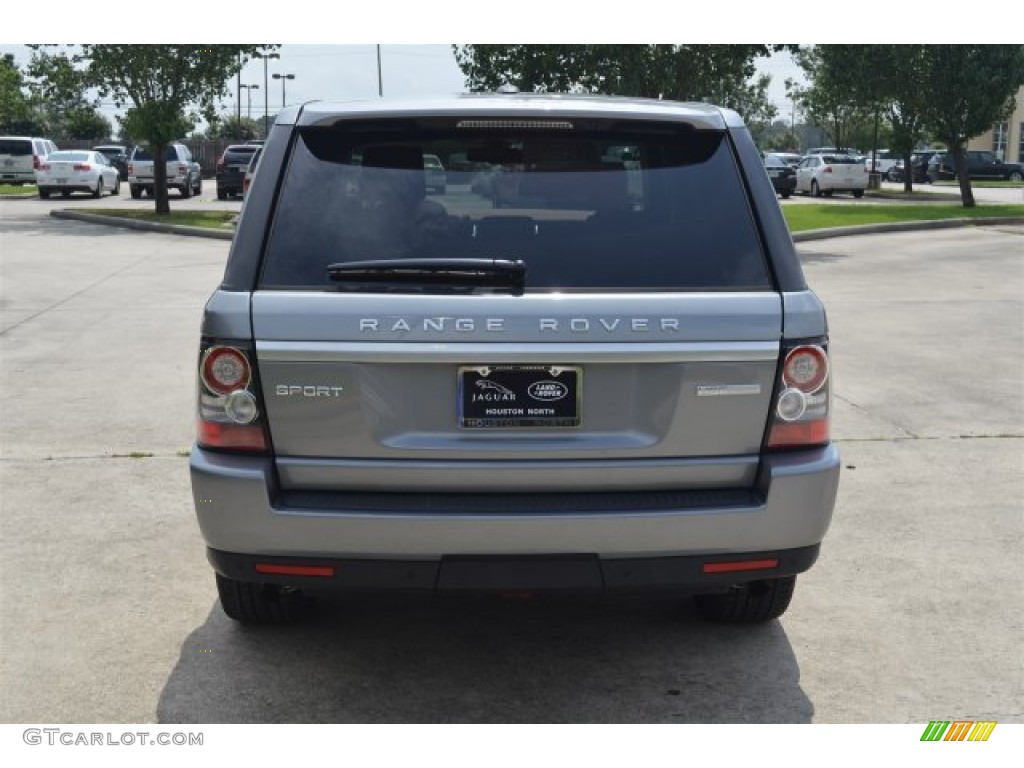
xmin=459 ymin=365 xmax=580 ymax=429
xmin=528 ymin=381 xmax=569 ymax=402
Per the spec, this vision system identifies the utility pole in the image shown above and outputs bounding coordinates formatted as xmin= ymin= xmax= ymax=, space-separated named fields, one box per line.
xmin=377 ymin=45 xmax=383 ymax=97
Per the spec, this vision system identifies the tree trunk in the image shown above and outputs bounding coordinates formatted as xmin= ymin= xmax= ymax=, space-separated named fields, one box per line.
xmin=952 ymin=146 xmax=975 ymax=208
xmin=153 ymin=142 xmax=170 ymax=215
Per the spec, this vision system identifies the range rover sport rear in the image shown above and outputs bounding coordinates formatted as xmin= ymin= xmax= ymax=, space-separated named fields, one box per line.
xmin=190 ymin=95 xmax=840 ymax=624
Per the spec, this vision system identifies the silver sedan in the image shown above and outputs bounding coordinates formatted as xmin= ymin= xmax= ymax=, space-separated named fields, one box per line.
xmin=35 ymin=150 xmax=121 ymax=199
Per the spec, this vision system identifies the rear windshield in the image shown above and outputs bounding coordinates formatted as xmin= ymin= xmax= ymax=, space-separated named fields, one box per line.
xmin=48 ymin=151 xmax=90 ymax=162
xmin=225 ymin=148 xmax=258 ymax=164
xmin=260 ymin=121 xmax=770 ymax=292
xmin=0 ymin=139 xmax=33 ymax=156
xmin=131 ymin=146 xmax=178 ymax=161
xmin=822 ymin=155 xmax=860 ymax=164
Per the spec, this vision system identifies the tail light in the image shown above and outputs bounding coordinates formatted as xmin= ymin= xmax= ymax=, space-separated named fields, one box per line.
xmin=127 ymin=163 xmax=134 ymax=174
xmin=39 ymin=163 xmax=51 ymax=171
xmin=242 ymin=177 xmax=251 ymax=195
xmin=33 ymin=154 xmax=40 ymax=170
xmin=216 ymin=154 xmax=226 ymax=170
xmin=766 ymin=342 xmax=831 ymax=449
xmin=196 ymin=340 xmax=269 ymax=453
xmin=823 ymin=165 xmax=833 ymax=173
xmin=177 ymin=163 xmax=187 ymax=175
xmin=73 ymin=163 xmax=92 ymax=171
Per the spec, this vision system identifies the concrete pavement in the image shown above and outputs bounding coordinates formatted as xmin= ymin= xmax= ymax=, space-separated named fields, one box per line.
xmin=0 ymin=198 xmax=1021 ymax=723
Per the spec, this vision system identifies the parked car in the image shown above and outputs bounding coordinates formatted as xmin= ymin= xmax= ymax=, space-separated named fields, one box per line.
xmin=35 ymin=150 xmax=121 ymax=198
xmin=796 ymin=153 xmax=868 ymax=197
xmin=423 ymin=153 xmax=447 ymax=194
xmin=0 ymin=136 xmax=58 ymax=185
xmin=216 ymin=144 xmax=262 ymax=199
xmin=92 ymin=144 xmax=130 ymax=181
xmin=127 ymin=142 xmax=202 ymax=199
xmin=927 ymin=150 xmax=1024 ymax=182
xmin=766 ymin=152 xmax=802 ymax=168
xmin=864 ymin=149 xmax=900 ymax=176
xmin=241 ymin=146 xmax=263 ymax=199
xmin=763 ymin=153 xmax=797 ymax=198
xmin=891 ymin=149 xmax=943 ymax=184
xmin=191 ymin=95 xmax=840 ymax=627
xmin=806 ymin=147 xmax=864 ymax=160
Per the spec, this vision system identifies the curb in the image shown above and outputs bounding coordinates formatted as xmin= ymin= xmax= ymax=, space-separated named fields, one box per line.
xmin=0 ymin=193 xmax=38 ymax=200
xmin=49 ymin=209 xmax=235 ymax=241
xmin=48 ymin=208 xmax=1024 ymax=244
xmin=790 ymin=216 xmax=1024 ymax=242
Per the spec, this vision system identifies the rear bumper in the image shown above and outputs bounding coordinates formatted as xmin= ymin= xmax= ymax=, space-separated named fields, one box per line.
xmin=207 ymin=544 xmax=821 ymax=594
xmin=190 ymin=444 xmax=840 ymax=563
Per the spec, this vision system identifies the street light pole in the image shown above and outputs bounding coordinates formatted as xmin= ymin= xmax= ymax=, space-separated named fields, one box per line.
xmin=241 ymin=84 xmax=259 ymax=122
xmin=377 ymin=45 xmax=383 ymax=97
xmin=254 ymin=51 xmax=280 ymax=138
xmin=272 ymin=73 xmax=295 ymax=109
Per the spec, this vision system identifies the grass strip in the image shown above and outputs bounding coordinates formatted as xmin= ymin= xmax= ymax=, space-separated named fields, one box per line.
xmin=783 ymin=204 xmax=1024 ymax=233
xmin=0 ymin=183 xmax=37 ymax=194
xmin=74 ymin=209 xmax=237 ymax=230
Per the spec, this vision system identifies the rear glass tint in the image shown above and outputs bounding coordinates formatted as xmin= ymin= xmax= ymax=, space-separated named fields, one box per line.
xmin=260 ymin=122 xmax=770 ymax=292
xmin=225 ymin=148 xmax=258 ymax=164
xmin=0 ymin=139 xmax=33 ymax=156
xmin=48 ymin=151 xmax=90 ymax=162
xmin=131 ymin=146 xmax=178 ymax=161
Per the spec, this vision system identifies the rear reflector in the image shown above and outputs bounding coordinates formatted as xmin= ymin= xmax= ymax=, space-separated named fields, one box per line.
xmin=255 ymin=563 xmax=334 ymax=578
xmin=703 ymin=559 xmax=779 ymax=574
xmin=767 ymin=419 xmax=830 ymax=448
xmin=197 ymin=420 xmax=267 ymax=451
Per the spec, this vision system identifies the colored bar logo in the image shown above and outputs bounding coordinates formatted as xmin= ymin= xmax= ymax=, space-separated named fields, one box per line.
xmin=921 ymin=721 xmax=997 ymax=741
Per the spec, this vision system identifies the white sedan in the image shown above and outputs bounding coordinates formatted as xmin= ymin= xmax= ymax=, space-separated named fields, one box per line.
xmin=35 ymin=150 xmax=121 ymax=199
xmin=795 ymin=154 xmax=868 ymax=198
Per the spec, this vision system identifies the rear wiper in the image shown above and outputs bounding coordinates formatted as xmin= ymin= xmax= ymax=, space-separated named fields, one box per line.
xmin=328 ymin=258 xmax=526 ymax=293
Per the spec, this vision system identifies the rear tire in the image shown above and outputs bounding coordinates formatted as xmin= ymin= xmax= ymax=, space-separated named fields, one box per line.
xmin=39 ymin=188 xmax=50 ymax=199
xmin=93 ymin=178 xmax=103 ymax=199
xmin=130 ymin=185 xmax=142 ymax=199
xmin=780 ymin=190 xmax=790 ymax=199
xmin=694 ymin=575 xmax=797 ymax=623
xmin=852 ymin=190 xmax=864 ymax=198
xmin=180 ymin=182 xmax=191 ymax=199
xmin=112 ymin=177 xmax=120 ymax=196
xmin=810 ymin=180 xmax=821 ymax=198
xmin=215 ymin=573 xmax=311 ymax=625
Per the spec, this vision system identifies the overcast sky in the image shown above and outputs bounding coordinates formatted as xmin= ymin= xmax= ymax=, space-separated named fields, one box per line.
xmin=0 ymin=43 xmax=808 ymax=132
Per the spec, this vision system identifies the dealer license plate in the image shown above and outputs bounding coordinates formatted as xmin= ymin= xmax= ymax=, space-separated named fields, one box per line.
xmin=458 ymin=365 xmax=581 ymax=429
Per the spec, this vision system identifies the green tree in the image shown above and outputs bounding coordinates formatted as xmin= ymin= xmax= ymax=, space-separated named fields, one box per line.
xmin=25 ymin=48 xmax=101 ymax=139
xmin=0 ymin=54 xmax=38 ymax=134
xmin=788 ymin=46 xmax=872 ymax=151
xmin=64 ymin=108 xmax=113 ymax=140
xmin=30 ymin=45 xmax=270 ymax=213
xmin=453 ymin=45 xmax=785 ymax=124
xmin=919 ymin=45 xmax=1024 ymax=207
xmin=206 ymin=115 xmax=262 ymax=141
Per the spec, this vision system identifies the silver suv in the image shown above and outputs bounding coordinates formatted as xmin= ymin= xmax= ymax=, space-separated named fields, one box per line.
xmin=191 ymin=95 xmax=840 ymax=624
xmin=127 ymin=142 xmax=202 ymax=199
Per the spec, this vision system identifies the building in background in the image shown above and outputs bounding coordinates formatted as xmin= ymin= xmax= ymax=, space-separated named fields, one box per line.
xmin=968 ymin=86 xmax=1024 ymax=163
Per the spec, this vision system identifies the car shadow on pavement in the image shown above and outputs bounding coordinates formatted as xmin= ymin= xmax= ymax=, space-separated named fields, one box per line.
xmin=157 ymin=595 xmax=813 ymax=723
